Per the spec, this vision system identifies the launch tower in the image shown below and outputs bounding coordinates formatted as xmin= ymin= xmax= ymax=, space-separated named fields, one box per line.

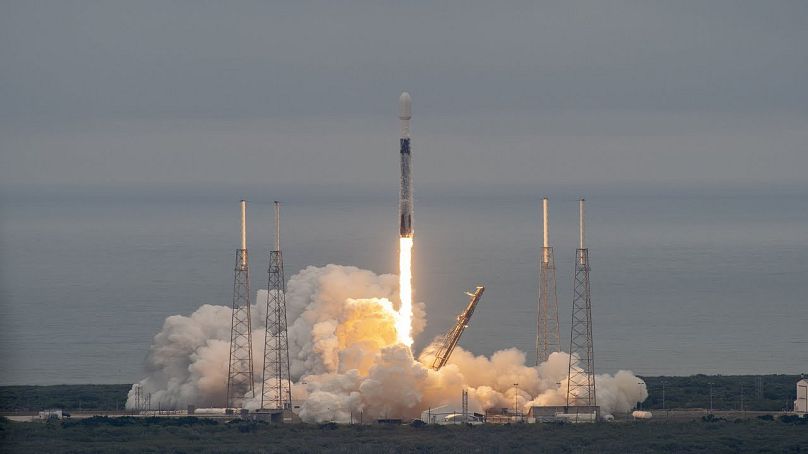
xmin=566 ymin=198 xmax=596 ymax=408
xmin=536 ymin=197 xmax=560 ymax=365
xmin=261 ymin=201 xmax=293 ymax=410
xmin=226 ymin=200 xmax=255 ymax=408
xmin=431 ymin=286 xmax=485 ymax=370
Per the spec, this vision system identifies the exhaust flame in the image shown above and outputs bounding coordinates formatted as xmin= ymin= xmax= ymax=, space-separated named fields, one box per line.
xmin=397 ymin=236 xmax=414 ymax=347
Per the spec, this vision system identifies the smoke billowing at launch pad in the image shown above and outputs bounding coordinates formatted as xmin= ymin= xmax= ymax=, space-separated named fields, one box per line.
xmin=126 ymin=93 xmax=648 ymax=423
xmin=126 ymin=265 xmax=646 ymax=422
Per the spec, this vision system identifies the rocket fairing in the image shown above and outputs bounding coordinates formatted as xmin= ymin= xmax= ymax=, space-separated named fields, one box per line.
xmin=399 ymin=92 xmax=413 ymax=237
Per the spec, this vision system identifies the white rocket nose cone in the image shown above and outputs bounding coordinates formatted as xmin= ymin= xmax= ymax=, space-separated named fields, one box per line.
xmin=399 ymin=92 xmax=412 ymax=119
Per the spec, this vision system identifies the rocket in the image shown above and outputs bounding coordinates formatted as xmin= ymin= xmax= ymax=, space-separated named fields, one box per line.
xmin=399 ymin=92 xmax=413 ymax=237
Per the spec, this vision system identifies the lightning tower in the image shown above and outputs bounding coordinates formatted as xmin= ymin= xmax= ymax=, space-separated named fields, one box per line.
xmin=261 ymin=201 xmax=293 ymax=410
xmin=566 ymin=198 xmax=596 ymax=408
xmin=226 ymin=200 xmax=255 ymax=408
xmin=536 ymin=197 xmax=560 ymax=365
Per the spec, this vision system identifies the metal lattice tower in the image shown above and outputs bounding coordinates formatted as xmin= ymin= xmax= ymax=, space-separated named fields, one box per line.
xmin=431 ymin=286 xmax=485 ymax=371
xmin=226 ymin=200 xmax=255 ymax=408
xmin=567 ymin=198 xmax=596 ymax=408
xmin=132 ymin=384 xmax=145 ymax=413
xmin=261 ymin=201 xmax=293 ymax=410
xmin=536 ymin=197 xmax=560 ymax=365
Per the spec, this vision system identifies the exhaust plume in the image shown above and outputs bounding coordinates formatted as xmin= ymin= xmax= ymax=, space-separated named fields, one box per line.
xmin=127 ymin=264 xmax=646 ymax=420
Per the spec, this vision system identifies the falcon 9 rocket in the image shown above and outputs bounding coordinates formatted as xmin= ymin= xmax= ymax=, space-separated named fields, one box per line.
xmin=396 ymin=92 xmax=415 ymax=346
xmin=399 ymin=92 xmax=413 ymax=238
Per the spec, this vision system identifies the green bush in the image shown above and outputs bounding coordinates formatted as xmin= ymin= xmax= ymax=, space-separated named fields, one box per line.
xmin=702 ymin=414 xmax=726 ymax=423
xmin=778 ymin=414 xmax=807 ymax=425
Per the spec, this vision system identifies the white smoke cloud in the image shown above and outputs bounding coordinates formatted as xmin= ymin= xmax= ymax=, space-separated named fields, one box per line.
xmin=127 ymin=264 xmax=646 ymax=420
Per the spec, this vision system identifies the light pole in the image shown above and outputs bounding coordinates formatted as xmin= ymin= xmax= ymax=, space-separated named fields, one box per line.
xmin=708 ymin=382 xmax=714 ymax=414
xmin=636 ymin=382 xmax=644 ymax=410
xmin=513 ymin=383 xmax=519 ymax=422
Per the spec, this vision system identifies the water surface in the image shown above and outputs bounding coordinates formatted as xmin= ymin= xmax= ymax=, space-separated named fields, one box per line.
xmin=1 ymin=184 xmax=805 ymax=384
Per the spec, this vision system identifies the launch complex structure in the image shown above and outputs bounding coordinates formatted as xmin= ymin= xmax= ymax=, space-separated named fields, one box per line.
xmin=535 ymin=196 xmax=597 ymax=410
xmin=225 ymin=201 xmax=293 ymax=413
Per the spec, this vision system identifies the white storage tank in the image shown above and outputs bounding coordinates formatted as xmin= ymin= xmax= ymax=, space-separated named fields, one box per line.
xmin=795 ymin=378 xmax=808 ymax=415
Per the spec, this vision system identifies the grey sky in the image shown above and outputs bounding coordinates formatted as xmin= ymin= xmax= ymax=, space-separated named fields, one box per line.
xmin=1 ymin=1 xmax=806 ymax=189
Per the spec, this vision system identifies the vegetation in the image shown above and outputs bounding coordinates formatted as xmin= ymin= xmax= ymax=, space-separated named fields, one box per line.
xmin=0 ymin=384 xmax=131 ymax=412
xmin=1 ymin=375 xmax=802 ymax=413
xmin=1 ymin=377 xmax=805 ymax=453
xmin=2 ymin=415 xmax=807 ymax=453
xmin=639 ymin=374 xmax=802 ymax=411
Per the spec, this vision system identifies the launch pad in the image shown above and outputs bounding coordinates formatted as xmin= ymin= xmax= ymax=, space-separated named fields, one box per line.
xmin=122 ymin=90 xmax=630 ymax=425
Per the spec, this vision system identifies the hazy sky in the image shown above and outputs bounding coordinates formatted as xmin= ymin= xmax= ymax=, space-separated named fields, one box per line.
xmin=1 ymin=1 xmax=806 ymax=190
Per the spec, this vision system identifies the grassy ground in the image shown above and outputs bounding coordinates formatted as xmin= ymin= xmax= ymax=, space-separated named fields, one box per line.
xmin=1 ymin=375 xmax=803 ymax=413
xmin=1 ymin=415 xmax=807 ymax=453
xmin=1 ymin=376 xmax=804 ymax=453
xmin=640 ymin=374 xmax=802 ymax=411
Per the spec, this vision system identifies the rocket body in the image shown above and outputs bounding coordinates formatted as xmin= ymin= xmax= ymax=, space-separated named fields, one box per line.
xmin=399 ymin=92 xmax=413 ymax=237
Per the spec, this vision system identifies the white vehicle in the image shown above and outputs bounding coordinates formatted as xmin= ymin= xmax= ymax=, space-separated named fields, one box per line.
xmin=441 ymin=413 xmax=484 ymax=425
xmin=38 ymin=409 xmax=63 ymax=420
xmin=421 ymin=406 xmax=484 ymax=425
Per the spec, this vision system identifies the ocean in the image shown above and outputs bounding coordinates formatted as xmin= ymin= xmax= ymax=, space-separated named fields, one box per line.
xmin=1 ymin=184 xmax=806 ymax=385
